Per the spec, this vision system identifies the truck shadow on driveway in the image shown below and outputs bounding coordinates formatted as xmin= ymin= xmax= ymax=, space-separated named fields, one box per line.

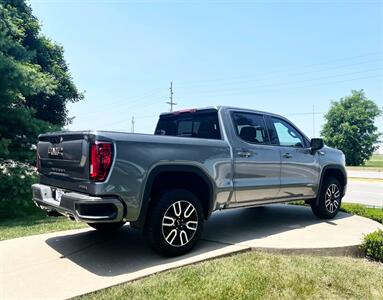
xmin=45 ymin=204 xmax=350 ymax=277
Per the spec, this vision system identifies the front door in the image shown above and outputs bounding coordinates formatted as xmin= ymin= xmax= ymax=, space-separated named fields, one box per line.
xmin=231 ymin=111 xmax=281 ymax=205
xmin=268 ymin=116 xmax=320 ymax=199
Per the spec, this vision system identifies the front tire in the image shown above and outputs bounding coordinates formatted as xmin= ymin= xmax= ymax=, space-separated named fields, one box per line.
xmin=311 ymin=177 xmax=342 ymax=219
xmin=88 ymin=221 xmax=126 ymax=231
xmin=144 ymin=189 xmax=204 ymax=256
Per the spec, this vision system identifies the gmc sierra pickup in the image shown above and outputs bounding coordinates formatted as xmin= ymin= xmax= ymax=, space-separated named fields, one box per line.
xmin=32 ymin=106 xmax=347 ymax=256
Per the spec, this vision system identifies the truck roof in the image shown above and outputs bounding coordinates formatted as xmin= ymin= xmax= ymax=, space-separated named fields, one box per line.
xmin=160 ymin=106 xmax=285 ymax=119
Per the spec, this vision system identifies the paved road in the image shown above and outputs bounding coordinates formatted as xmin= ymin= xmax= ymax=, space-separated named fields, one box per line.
xmin=347 ymin=170 xmax=382 ymax=180
xmin=343 ymin=180 xmax=383 ymax=207
xmin=1 ymin=205 xmax=382 ymax=300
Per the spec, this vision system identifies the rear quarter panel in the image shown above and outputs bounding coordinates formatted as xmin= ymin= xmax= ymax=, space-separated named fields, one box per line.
xmin=92 ymin=132 xmax=233 ymax=220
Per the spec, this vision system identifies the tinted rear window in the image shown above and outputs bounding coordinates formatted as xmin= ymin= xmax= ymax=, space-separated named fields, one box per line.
xmin=155 ymin=111 xmax=221 ymax=140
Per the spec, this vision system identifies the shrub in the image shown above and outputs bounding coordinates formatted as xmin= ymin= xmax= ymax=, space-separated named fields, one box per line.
xmin=360 ymin=230 xmax=383 ymax=262
xmin=340 ymin=203 xmax=383 ymax=224
xmin=0 ymin=160 xmax=40 ymax=219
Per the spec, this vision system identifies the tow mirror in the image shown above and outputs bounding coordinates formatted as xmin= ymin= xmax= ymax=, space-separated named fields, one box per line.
xmin=310 ymin=138 xmax=324 ymax=151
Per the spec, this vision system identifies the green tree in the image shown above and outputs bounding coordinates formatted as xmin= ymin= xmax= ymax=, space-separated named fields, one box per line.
xmin=321 ymin=90 xmax=381 ymax=166
xmin=0 ymin=0 xmax=83 ymax=162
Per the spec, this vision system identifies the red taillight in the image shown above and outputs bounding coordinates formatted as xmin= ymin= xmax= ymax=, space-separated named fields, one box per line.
xmin=89 ymin=142 xmax=113 ymax=182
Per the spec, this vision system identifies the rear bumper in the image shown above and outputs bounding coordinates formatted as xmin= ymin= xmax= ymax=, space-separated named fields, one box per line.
xmin=31 ymin=183 xmax=124 ymax=223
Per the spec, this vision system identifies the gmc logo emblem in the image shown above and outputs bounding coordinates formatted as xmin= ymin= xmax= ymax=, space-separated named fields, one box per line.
xmin=48 ymin=146 xmax=63 ymax=157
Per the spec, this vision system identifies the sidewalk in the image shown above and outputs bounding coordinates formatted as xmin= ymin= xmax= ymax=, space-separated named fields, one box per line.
xmin=346 ymin=169 xmax=382 ymax=180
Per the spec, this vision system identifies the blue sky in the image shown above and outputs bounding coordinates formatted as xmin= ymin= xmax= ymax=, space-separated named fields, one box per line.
xmin=30 ymin=0 xmax=382 ymax=137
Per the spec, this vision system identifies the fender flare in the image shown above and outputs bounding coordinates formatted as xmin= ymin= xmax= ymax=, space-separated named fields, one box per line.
xmin=134 ymin=164 xmax=216 ymax=228
xmin=315 ymin=164 xmax=347 ymax=205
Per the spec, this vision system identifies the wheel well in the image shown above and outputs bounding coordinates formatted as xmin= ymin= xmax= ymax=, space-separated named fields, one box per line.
xmin=148 ymin=171 xmax=212 ymax=220
xmin=323 ymin=168 xmax=346 ymax=189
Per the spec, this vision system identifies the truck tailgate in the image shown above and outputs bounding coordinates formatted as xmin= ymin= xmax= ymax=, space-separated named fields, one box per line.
xmin=38 ymin=133 xmax=89 ymax=184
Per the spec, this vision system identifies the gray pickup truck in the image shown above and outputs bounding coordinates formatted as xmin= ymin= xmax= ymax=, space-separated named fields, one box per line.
xmin=32 ymin=106 xmax=347 ymax=256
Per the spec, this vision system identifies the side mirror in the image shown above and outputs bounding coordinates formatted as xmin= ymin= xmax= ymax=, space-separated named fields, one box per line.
xmin=310 ymin=138 xmax=324 ymax=151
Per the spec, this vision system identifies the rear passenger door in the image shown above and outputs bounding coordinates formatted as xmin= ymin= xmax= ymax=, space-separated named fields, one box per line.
xmin=230 ymin=111 xmax=281 ymax=204
xmin=266 ymin=116 xmax=320 ymax=199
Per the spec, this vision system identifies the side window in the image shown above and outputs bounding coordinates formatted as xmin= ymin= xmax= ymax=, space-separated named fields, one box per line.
xmin=271 ymin=117 xmax=305 ymax=148
xmin=232 ymin=112 xmax=269 ymax=144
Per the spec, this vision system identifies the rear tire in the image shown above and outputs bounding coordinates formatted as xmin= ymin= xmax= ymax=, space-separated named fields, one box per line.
xmin=144 ymin=189 xmax=204 ymax=257
xmin=311 ymin=177 xmax=342 ymax=219
xmin=88 ymin=221 xmax=126 ymax=231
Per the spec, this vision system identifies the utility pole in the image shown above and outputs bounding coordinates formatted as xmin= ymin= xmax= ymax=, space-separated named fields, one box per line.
xmin=166 ymin=81 xmax=177 ymax=112
xmin=131 ymin=116 xmax=135 ymax=133
xmin=312 ymin=104 xmax=316 ymax=137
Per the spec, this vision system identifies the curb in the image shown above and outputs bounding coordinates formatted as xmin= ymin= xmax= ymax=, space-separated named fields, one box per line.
xmin=250 ymin=245 xmax=362 ymax=257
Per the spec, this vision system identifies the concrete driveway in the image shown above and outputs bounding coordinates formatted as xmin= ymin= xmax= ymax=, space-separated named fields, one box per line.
xmin=1 ymin=205 xmax=382 ymax=300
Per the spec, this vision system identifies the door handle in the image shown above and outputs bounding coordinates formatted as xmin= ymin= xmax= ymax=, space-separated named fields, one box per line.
xmin=237 ymin=151 xmax=252 ymax=158
xmin=283 ymin=153 xmax=293 ymax=159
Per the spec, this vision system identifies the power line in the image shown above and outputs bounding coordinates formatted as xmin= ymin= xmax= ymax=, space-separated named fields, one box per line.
xmin=96 ymin=72 xmax=379 ymax=130
xmin=286 ymin=112 xmax=325 ymax=116
xmin=74 ymin=53 xmax=380 ymax=118
xmin=177 ymin=59 xmax=380 ymax=90
xmin=175 ymin=52 xmax=380 ymax=87
xmin=166 ymin=81 xmax=177 ymax=112
xmin=174 ymin=73 xmax=381 ymax=101
xmin=84 ymin=89 xmax=164 ymax=118
xmin=176 ymin=68 xmax=381 ymax=97
xmin=102 ymin=114 xmax=157 ymax=127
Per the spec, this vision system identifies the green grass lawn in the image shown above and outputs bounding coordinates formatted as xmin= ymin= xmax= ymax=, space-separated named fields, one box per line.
xmin=289 ymin=202 xmax=383 ymax=224
xmin=79 ymin=203 xmax=383 ymax=300
xmin=365 ymin=154 xmax=383 ymax=168
xmin=79 ymin=251 xmax=383 ymax=300
xmin=347 ymin=154 xmax=383 ymax=171
xmin=340 ymin=203 xmax=383 ymax=224
xmin=0 ymin=211 xmax=86 ymax=241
